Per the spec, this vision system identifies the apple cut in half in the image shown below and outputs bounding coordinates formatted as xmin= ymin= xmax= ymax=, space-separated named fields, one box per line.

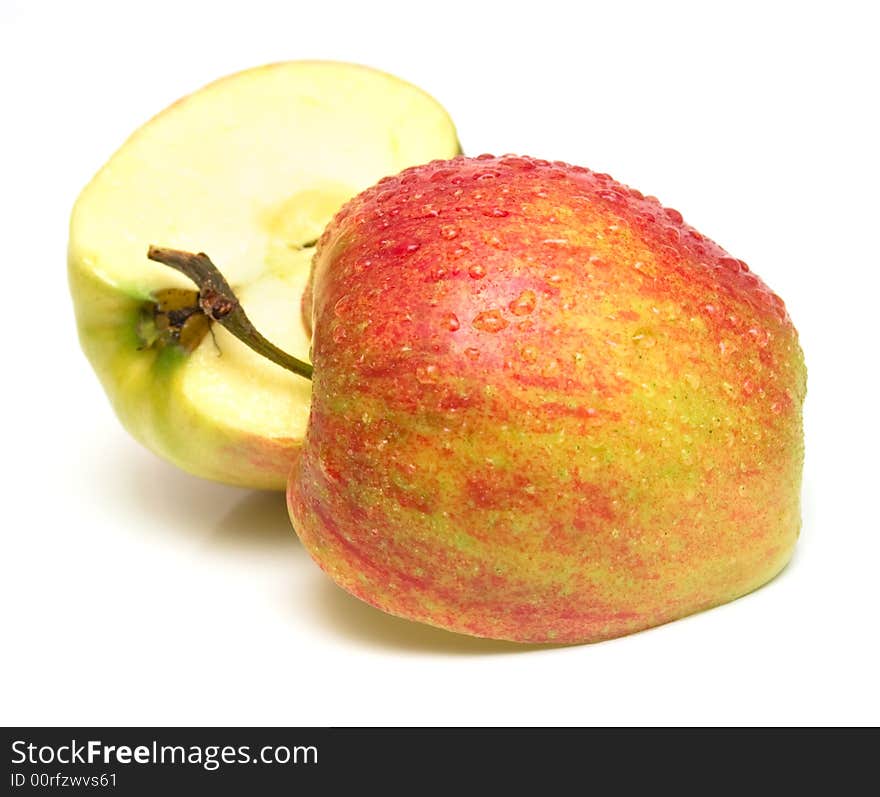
xmin=69 ymin=61 xmax=460 ymax=489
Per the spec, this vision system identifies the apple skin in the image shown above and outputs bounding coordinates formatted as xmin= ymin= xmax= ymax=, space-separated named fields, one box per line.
xmin=288 ymin=155 xmax=806 ymax=644
xmin=69 ymin=266 xmax=300 ymax=488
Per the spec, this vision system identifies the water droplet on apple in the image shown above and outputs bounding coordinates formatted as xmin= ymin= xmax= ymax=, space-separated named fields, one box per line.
xmin=664 ymin=207 xmax=684 ymax=224
xmin=482 ymin=208 xmax=509 ymax=218
xmin=541 ymin=358 xmax=561 ymax=378
xmin=464 ymin=347 xmax=481 ymax=360
xmin=684 ymin=373 xmax=701 ymax=390
xmin=439 ymin=225 xmax=458 ymax=239
xmin=520 ymin=345 xmax=539 ymax=362
xmin=472 ymin=309 xmax=508 ymax=333
xmin=768 ymin=292 xmax=787 ymax=319
xmin=428 ymin=168 xmax=454 ymax=183
xmin=509 ymin=290 xmax=537 ymax=316
xmin=632 ymin=329 xmax=656 ymax=347
xmin=441 ymin=312 xmax=460 ymax=331
xmin=596 ymin=189 xmax=623 ymax=203
xmin=718 ymin=256 xmax=741 ymax=272
xmin=747 ymin=327 xmax=771 ymax=347
xmin=334 ymin=295 xmax=352 ymax=317
xmin=468 ymin=263 xmax=487 ymax=279
xmin=416 ymin=364 xmax=440 ymax=384
xmin=500 ymin=156 xmax=536 ymax=170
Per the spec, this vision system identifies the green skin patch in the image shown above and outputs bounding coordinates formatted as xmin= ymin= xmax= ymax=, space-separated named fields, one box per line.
xmin=69 ymin=261 xmax=303 ymax=488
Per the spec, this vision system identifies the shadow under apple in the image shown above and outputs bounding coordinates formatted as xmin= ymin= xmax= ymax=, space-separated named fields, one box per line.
xmin=308 ymin=577 xmax=562 ymax=656
xmin=97 ymin=442 xmax=571 ymax=654
xmin=106 ymin=441 xmax=301 ymax=554
xmin=212 ymin=491 xmax=298 ymax=552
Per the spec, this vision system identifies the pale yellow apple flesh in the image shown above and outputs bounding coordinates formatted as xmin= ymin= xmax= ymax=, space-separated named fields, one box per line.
xmin=69 ymin=61 xmax=460 ymax=488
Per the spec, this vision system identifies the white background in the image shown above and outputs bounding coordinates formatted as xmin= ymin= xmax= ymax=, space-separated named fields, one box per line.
xmin=2 ymin=0 xmax=878 ymax=726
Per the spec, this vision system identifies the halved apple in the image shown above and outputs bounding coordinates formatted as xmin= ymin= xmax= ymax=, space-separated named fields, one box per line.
xmin=69 ymin=61 xmax=460 ymax=489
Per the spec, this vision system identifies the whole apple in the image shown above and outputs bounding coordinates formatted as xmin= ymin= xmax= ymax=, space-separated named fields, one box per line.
xmin=287 ymin=154 xmax=806 ymax=644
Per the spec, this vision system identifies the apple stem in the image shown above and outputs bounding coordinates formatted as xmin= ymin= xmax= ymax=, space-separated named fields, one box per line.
xmin=147 ymin=246 xmax=314 ymax=381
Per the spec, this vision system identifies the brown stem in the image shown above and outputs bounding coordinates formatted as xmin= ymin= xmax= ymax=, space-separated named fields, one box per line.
xmin=147 ymin=246 xmax=313 ymax=381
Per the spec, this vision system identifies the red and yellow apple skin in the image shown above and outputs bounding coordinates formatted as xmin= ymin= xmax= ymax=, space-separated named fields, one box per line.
xmin=288 ymin=155 xmax=806 ymax=644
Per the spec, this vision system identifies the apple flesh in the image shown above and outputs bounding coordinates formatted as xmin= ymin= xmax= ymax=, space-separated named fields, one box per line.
xmin=69 ymin=61 xmax=460 ymax=489
xmin=288 ymin=155 xmax=806 ymax=644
